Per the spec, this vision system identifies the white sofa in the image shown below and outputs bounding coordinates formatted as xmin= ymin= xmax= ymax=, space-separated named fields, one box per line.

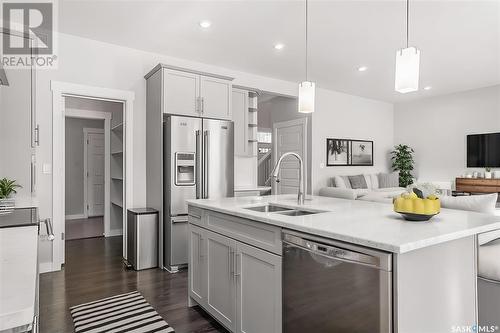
xmin=318 ymin=173 xmax=406 ymax=203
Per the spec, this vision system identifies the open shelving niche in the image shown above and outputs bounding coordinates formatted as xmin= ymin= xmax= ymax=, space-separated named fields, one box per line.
xmin=110 ymin=111 xmax=124 ymax=235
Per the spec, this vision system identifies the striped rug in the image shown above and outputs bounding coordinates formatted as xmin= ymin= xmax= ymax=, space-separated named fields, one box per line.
xmin=70 ymin=291 xmax=174 ymax=333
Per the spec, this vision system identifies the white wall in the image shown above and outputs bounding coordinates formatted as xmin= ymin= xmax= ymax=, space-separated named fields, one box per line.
xmin=394 ymin=85 xmax=500 ymax=184
xmin=311 ymin=88 xmax=395 ymax=193
xmin=65 ymin=118 xmax=104 ymax=216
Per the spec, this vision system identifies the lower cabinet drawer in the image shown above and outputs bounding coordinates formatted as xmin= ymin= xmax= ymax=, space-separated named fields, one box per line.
xmin=205 ymin=210 xmax=282 ymax=255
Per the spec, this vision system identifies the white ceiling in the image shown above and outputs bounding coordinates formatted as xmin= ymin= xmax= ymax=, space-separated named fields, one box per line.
xmin=58 ymin=0 xmax=500 ymax=103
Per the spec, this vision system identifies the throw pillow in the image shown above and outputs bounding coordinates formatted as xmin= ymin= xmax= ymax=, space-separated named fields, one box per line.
xmin=378 ymin=172 xmax=399 ymax=188
xmin=370 ymin=174 xmax=379 ymax=189
xmin=341 ymin=176 xmax=352 ymax=189
xmin=333 ymin=175 xmax=346 ymax=189
xmin=349 ymin=175 xmax=368 ymax=189
xmin=363 ymin=174 xmax=372 ymax=190
xmin=440 ymin=193 xmax=499 ymax=245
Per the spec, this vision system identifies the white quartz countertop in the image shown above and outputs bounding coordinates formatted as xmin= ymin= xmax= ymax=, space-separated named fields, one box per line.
xmin=186 ymin=194 xmax=500 ymax=254
xmin=0 ymin=225 xmax=38 ymax=331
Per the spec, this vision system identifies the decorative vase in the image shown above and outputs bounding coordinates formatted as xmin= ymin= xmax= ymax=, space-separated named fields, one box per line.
xmin=0 ymin=198 xmax=15 ymax=215
xmin=485 ymin=172 xmax=492 ymax=179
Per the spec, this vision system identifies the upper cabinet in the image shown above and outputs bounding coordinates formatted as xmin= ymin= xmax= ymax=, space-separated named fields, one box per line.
xmin=163 ymin=69 xmax=200 ymax=117
xmin=145 ymin=64 xmax=233 ymax=120
xmin=200 ymin=76 xmax=232 ymax=120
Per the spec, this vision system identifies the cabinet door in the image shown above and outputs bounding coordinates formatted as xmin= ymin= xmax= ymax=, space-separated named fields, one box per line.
xmin=200 ymin=76 xmax=232 ymax=120
xmin=236 ymin=242 xmax=282 ymax=333
xmin=232 ymin=89 xmax=248 ymax=156
xmin=206 ymin=230 xmax=237 ymax=331
xmin=163 ymin=69 xmax=200 ymax=116
xmin=188 ymin=224 xmax=206 ymax=306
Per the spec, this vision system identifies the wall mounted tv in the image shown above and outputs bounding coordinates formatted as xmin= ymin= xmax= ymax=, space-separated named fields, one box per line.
xmin=467 ymin=132 xmax=500 ymax=168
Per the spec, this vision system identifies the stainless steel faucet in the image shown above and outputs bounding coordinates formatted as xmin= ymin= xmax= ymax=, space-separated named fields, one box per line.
xmin=269 ymin=152 xmax=305 ymax=205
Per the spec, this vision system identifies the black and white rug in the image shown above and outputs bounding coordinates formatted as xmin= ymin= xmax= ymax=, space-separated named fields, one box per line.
xmin=70 ymin=291 xmax=174 ymax=333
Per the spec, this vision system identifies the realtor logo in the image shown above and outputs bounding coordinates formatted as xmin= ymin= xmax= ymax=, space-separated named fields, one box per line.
xmin=1 ymin=1 xmax=57 ymax=68
xmin=3 ymin=2 xmax=53 ymax=54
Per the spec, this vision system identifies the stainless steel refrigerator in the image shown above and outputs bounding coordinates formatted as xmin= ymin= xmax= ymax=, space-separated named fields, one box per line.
xmin=163 ymin=115 xmax=234 ymax=272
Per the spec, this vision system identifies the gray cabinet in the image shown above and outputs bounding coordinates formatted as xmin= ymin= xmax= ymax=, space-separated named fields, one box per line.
xmin=187 ymin=208 xmax=282 ymax=333
xmin=205 ymin=230 xmax=237 ymax=331
xmin=236 ymin=242 xmax=282 ymax=333
xmin=163 ymin=69 xmax=200 ymax=117
xmin=145 ymin=64 xmax=233 ymax=120
xmin=200 ymin=76 xmax=232 ymax=120
xmin=188 ymin=224 xmax=206 ymax=307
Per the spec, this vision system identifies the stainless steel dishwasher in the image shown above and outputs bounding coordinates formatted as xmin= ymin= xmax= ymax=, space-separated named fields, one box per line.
xmin=283 ymin=230 xmax=393 ymax=333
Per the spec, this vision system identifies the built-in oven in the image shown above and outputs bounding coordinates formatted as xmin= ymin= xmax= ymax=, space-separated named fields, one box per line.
xmin=283 ymin=230 xmax=393 ymax=333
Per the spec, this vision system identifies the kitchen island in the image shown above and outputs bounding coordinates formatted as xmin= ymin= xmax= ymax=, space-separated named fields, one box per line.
xmin=186 ymin=194 xmax=500 ymax=333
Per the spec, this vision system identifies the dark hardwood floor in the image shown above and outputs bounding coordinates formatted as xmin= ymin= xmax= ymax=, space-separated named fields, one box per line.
xmin=39 ymin=236 xmax=227 ymax=333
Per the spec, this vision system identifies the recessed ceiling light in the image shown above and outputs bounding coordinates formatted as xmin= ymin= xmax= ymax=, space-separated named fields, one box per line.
xmin=424 ymin=86 xmax=432 ymax=90
xmin=199 ymin=20 xmax=211 ymax=29
xmin=274 ymin=43 xmax=285 ymax=50
xmin=358 ymin=66 xmax=368 ymax=72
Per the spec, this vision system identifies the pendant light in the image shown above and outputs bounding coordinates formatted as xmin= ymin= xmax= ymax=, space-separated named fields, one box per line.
xmin=298 ymin=0 xmax=315 ymax=113
xmin=395 ymin=0 xmax=420 ymax=93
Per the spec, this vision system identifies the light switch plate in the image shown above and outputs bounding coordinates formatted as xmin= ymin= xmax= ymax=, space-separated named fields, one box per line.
xmin=42 ymin=163 xmax=52 ymax=174
xmin=320 ymin=163 xmax=325 ymax=169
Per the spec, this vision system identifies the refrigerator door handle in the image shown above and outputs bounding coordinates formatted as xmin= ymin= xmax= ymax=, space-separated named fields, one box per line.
xmin=203 ymin=130 xmax=209 ymax=198
xmin=195 ymin=130 xmax=202 ymax=199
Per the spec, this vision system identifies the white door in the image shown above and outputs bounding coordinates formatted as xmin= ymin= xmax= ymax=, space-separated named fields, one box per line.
xmin=200 ymin=75 xmax=232 ymax=120
xmin=273 ymin=118 xmax=307 ymax=195
xmin=86 ymin=131 xmax=105 ymax=217
xmin=163 ymin=68 xmax=200 ymax=117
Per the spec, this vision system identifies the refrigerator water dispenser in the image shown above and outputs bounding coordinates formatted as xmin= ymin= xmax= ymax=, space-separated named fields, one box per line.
xmin=175 ymin=152 xmax=195 ymax=185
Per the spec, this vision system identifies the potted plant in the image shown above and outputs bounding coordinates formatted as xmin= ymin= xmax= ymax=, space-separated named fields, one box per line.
xmin=0 ymin=178 xmax=21 ymax=214
xmin=390 ymin=144 xmax=415 ymax=187
xmin=485 ymin=167 xmax=492 ymax=179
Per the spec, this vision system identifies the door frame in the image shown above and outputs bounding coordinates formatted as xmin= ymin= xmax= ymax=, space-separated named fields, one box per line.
xmin=83 ymin=127 xmax=106 ymax=220
xmin=272 ymin=117 xmax=308 ymax=195
xmin=51 ymin=81 xmax=135 ymax=272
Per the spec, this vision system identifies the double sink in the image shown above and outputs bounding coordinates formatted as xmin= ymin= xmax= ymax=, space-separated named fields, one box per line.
xmin=244 ymin=204 xmax=325 ymax=217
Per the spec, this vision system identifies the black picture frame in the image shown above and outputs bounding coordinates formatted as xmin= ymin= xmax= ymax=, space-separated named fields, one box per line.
xmin=326 ymin=138 xmax=374 ymax=166
xmin=350 ymin=140 xmax=374 ymax=166
xmin=326 ymin=138 xmax=350 ymax=166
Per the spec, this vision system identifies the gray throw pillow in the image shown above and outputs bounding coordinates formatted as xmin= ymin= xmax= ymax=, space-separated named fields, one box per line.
xmin=341 ymin=176 xmax=352 ymax=189
xmin=378 ymin=172 xmax=399 ymax=188
xmin=348 ymin=175 xmax=368 ymax=189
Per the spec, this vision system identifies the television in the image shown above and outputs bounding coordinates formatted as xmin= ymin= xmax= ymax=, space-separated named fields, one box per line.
xmin=467 ymin=132 xmax=500 ymax=167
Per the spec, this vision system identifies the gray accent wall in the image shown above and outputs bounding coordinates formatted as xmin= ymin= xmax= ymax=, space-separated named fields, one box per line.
xmin=65 ymin=118 xmax=104 ymax=216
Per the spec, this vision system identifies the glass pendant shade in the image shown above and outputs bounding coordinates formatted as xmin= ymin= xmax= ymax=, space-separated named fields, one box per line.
xmin=298 ymin=81 xmax=315 ymax=113
xmin=395 ymin=46 xmax=420 ymax=93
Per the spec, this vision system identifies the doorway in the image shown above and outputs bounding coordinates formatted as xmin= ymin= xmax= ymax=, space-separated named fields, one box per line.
xmin=62 ymin=96 xmax=125 ymax=263
xmin=65 ymin=118 xmax=105 ymax=240
xmin=256 ymin=93 xmax=312 ymax=194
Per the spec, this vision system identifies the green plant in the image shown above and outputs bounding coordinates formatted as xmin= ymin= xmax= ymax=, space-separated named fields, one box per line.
xmin=0 ymin=178 xmax=21 ymax=199
xmin=486 ymin=167 xmax=491 ymax=172
xmin=390 ymin=144 xmax=415 ymax=187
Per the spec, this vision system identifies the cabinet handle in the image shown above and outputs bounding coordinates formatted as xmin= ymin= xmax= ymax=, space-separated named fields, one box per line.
xmin=195 ymin=130 xmax=201 ymax=199
xmin=34 ymin=124 xmax=40 ymax=146
xmin=234 ymin=253 xmax=241 ymax=277
xmin=229 ymin=248 xmax=234 ymax=277
xmin=199 ymin=236 xmax=204 ymax=258
xmin=201 ymin=97 xmax=204 ymax=114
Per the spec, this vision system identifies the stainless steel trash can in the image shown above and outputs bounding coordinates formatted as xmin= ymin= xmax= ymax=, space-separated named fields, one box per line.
xmin=127 ymin=208 xmax=158 ymax=270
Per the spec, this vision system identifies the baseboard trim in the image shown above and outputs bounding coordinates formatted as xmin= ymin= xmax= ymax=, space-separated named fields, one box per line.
xmin=39 ymin=262 xmax=55 ymax=274
xmin=106 ymin=228 xmax=123 ymax=237
xmin=65 ymin=214 xmax=86 ymax=220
